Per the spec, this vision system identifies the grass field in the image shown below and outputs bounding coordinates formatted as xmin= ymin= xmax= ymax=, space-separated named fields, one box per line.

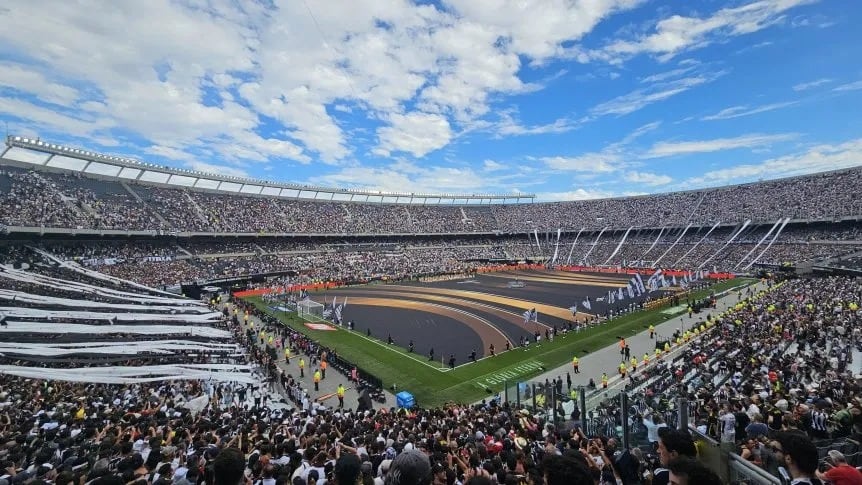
xmin=246 ymin=277 xmax=754 ymax=407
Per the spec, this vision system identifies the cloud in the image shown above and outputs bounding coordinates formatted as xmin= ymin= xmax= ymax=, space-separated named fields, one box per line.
xmin=535 ymin=188 xmax=646 ymax=201
xmin=483 ymin=159 xmax=506 ymax=171
xmin=592 ymin=0 xmax=816 ymax=63
xmin=493 ymin=111 xmax=578 ymax=137
xmin=833 ymin=80 xmax=862 ymax=92
xmin=186 ymin=161 xmax=249 ymax=178
xmin=793 ymin=78 xmax=832 ymax=91
xmin=639 ymin=66 xmax=696 ymax=84
xmin=375 ymin=112 xmax=453 ymax=158
xmin=541 ymin=121 xmax=661 ymax=172
xmin=0 ymin=62 xmax=80 ymax=106
xmin=0 ymin=0 xmax=651 ymax=169
xmin=541 ymin=153 xmax=621 ymax=172
xmin=645 ymin=133 xmax=798 ymax=158
xmin=700 ymin=101 xmax=798 ymax=120
xmin=591 ymin=72 xmax=724 ymax=117
xmin=624 ymin=171 xmax=672 ymax=186
xmin=309 ymin=159 xmax=533 ymax=194
xmin=683 ymin=138 xmax=862 ymax=187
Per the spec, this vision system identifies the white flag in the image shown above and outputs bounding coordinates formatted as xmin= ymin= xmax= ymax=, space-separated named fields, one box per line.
xmin=582 ymin=299 xmax=592 ymax=311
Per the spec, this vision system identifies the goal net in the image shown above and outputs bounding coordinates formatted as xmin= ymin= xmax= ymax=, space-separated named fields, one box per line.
xmin=297 ymin=299 xmax=324 ymax=320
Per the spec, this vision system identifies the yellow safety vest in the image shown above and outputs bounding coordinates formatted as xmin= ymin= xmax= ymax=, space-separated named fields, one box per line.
xmin=337 ymin=386 xmax=345 ymax=397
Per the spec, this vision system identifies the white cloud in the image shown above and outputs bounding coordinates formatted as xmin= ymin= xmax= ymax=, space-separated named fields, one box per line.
xmin=483 ymin=159 xmax=506 ymax=171
xmin=639 ymin=66 xmax=696 ymax=83
xmin=541 ymin=153 xmax=620 ymax=172
xmin=591 ymin=72 xmax=724 ymax=117
xmin=833 ymin=80 xmax=862 ymax=92
xmin=700 ymin=101 xmax=798 ymax=120
xmin=645 ymin=133 xmax=798 ymax=158
xmin=310 ymin=159 xmax=533 ymax=194
xmin=493 ymin=111 xmax=578 ymax=137
xmin=375 ymin=112 xmax=453 ymax=158
xmin=186 ymin=161 xmax=249 ymax=179
xmin=683 ymin=138 xmax=862 ymax=187
xmin=793 ymin=78 xmax=832 ymax=91
xmin=0 ymin=0 xmax=657 ymax=167
xmin=535 ymin=188 xmax=645 ymax=201
xmin=593 ymin=0 xmax=815 ymax=63
xmin=0 ymin=62 xmax=80 ymax=106
xmin=624 ymin=171 xmax=672 ymax=186
xmin=541 ymin=120 xmax=661 ymax=172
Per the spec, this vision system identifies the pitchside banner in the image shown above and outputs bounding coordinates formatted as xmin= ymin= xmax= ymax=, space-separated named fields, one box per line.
xmin=304 ymin=323 xmax=336 ymax=331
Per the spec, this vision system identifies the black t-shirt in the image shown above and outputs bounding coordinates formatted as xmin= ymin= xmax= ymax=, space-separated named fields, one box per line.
xmin=653 ymin=468 xmax=669 ymax=485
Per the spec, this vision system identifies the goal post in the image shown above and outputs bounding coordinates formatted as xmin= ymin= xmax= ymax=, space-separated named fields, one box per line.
xmin=297 ymin=299 xmax=324 ymax=321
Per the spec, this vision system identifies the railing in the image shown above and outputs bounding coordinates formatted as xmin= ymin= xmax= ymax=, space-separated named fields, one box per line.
xmin=728 ymin=453 xmax=782 ymax=485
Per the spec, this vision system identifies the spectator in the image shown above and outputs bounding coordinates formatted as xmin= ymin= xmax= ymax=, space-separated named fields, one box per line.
xmin=818 ymin=450 xmax=862 ymax=485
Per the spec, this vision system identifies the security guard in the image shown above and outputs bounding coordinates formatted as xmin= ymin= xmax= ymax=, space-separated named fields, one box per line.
xmin=299 ymin=358 xmax=305 ymax=378
xmin=337 ymin=384 xmax=345 ymax=408
xmin=313 ymin=369 xmax=321 ymax=392
xmin=572 ymin=356 xmax=580 ymax=374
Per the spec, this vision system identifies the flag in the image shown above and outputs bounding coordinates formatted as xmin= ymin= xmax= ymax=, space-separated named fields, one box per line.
xmin=634 ymin=273 xmax=646 ymax=293
xmin=672 ymin=275 xmax=677 ymax=286
xmin=618 ymin=287 xmax=624 ymax=301
xmin=343 ymin=297 xmax=348 ymax=308
xmin=531 ymin=308 xmax=538 ymax=322
xmin=582 ymin=298 xmax=592 ymax=311
xmin=332 ymin=296 xmax=337 ymax=311
xmin=627 ymin=284 xmax=634 ymax=299
xmin=523 ymin=310 xmax=531 ymax=324
xmin=608 ymin=291 xmax=615 ymax=304
xmin=334 ymin=304 xmax=343 ymax=324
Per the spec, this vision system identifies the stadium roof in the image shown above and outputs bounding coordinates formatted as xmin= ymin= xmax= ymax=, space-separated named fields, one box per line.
xmin=2 ymin=136 xmax=535 ymax=205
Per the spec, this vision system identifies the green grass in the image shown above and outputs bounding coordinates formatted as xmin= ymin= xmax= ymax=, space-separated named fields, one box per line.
xmin=246 ymin=278 xmax=754 ymax=407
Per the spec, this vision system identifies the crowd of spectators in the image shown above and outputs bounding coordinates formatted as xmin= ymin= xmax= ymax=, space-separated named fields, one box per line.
xmin=3 ymin=243 xmax=861 ymax=485
xmin=2 ymin=165 xmax=861 ymax=235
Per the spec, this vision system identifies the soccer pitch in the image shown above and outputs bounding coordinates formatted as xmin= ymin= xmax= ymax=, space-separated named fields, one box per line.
xmin=245 ymin=278 xmax=751 ymax=407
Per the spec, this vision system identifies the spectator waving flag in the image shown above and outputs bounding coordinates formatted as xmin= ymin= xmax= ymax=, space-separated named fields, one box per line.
xmin=582 ymin=298 xmax=592 ymax=311
xmin=569 ymin=304 xmax=577 ymax=315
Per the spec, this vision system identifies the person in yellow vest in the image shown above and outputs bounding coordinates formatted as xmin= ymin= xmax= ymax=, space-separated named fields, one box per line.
xmin=284 ymin=347 xmax=290 ymax=363
xmin=601 ymin=373 xmax=608 ymax=389
xmin=337 ymin=383 xmax=345 ymax=408
xmin=630 ymin=356 xmax=638 ymax=372
xmin=643 ymin=353 xmax=650 ymax=366
xmin=664 ymin=341 xmax=671 ymax=354
xmin=619 ymin=362 xmax=627 ymax=378
xmin=299 ymin=358 xmax=305 ymax=378
xmin=654 ymin=348 xmax=662 ymax=360
xmin=700 ymin=324 xmax=706 ymax=333
xmin=649 ymin=324 xmax=655 ymax=339
xmin=676 ymin=336 xmax=682 ymax=345
xmin=268 ymin=335 xmax=273 ymax=346
xmin=313 ymin=369 xmax=321 ymax=391
xmin=321 ymin=360 xmax=327 ymax=379
xmin=249 ymin=320 xmax=254 ymax=330
xmin=572 ymin=356 xmax=580 ymax=374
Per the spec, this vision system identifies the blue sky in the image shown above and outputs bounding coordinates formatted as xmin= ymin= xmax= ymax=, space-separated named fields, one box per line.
xmin=0 ymin=0 xmax=860 ymax=200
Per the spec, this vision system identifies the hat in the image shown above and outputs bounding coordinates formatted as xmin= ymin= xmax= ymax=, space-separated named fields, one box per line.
xmin=387 ymin=450 xmax=430 ymax=484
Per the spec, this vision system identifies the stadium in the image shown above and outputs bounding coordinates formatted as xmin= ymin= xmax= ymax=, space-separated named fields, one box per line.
xmin=1 ymin=2 xmax=861 ymax=485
